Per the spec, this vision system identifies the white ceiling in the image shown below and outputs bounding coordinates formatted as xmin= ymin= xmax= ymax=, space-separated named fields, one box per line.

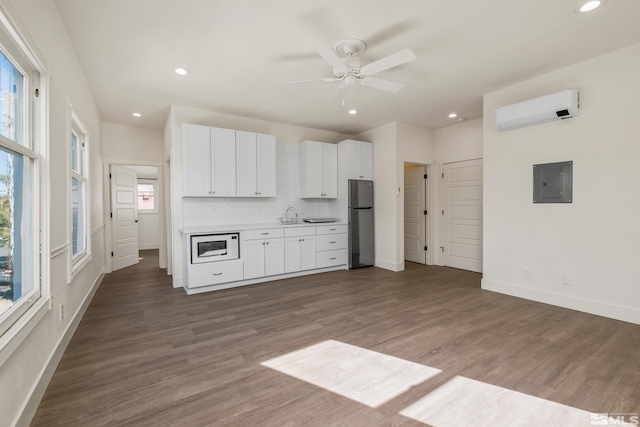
xmin=54 ymin=0 xmax=640 ymax=135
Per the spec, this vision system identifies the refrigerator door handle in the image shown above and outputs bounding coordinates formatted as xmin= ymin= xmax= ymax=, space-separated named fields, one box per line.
xmin=353 ymin=207 xmax=373 ymax=210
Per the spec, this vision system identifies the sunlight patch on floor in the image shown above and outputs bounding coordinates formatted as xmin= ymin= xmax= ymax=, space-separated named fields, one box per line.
xmin=400 ymin=375 xmax=593 ymax=427
xmin=261 ymin=339 xmax=441 ymax=408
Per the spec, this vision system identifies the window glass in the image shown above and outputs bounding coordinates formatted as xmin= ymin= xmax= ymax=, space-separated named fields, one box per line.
xmin=71 ymin=176 xmax=84 ymax=257
xmin=137 ymin=182 xmax=155 ymax=211
xmin=0 ymin=145 xmax=34 ymax=318
xmin=0 ymin=49 xmax=23 ymax=145
xmin=71 ymin=131 xmax=78 ymax=173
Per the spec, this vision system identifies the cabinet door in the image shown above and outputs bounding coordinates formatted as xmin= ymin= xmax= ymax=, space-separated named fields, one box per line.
xmin=300 ymin=236 xmax=317 ymax=271
xmin=359 ymin=142 xmax=373 ymax=180
xmin=322 ymin=143 xmax=338 ymax=198
xmin=303 ymin=141 xmax=323 ymax=197
xmin=264 ymin=238 xmax=284 ymax=276
xmin=211 ymin=127 xmax=236 ymax=197
xmin=284 ymin=237 xmax=301 ymax=273
xmin=347 ymin=140 xmax=362 ymax=180
xmin=256 ymin=133 xmax=276 ymax=197
xmin=243 ymin=239 xmax=265 ymax=279
xmin=236 ymin=131 xmax=257 ymax=197
xmin=182 ymin=124 xmax=212 ymax=196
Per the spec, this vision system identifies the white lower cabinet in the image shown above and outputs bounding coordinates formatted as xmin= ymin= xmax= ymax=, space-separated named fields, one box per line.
xmin=184 ymin=224 xmax=348 ymax=292
xmin=243 ymin=229 xmax=285 ymax=279
xmin=285 ymin=236 xmax=316 ymax=273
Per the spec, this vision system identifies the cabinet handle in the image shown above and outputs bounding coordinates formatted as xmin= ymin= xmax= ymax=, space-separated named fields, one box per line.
xmin=329 ymin=241 xmax=336 ymax=244
xmin=329 ymin=257 xmax=336 ymax=260
xmin=329 ymin=228 xmax=336 ymax=231
xmin=266 ymin=242 xmax=269 ymax=245
xmin=255 ymin=192 xmax=258 ymax=195
xmin=212 ymin=272 xmax=223 ymax=276
xmin=301 ymin=238 xmax=305 ymax=241
xmin=261 ymin=232 xmax=269 ymax=235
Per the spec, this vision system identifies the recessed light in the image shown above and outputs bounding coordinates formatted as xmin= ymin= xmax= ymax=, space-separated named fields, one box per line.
xmin=448 ymin=113 xmax=457 ymax=118
xmin=348 ymin=109 xmax=358 ymax=115
xmin=132 ymin=112 xmax=142 ymax=117
xmin=575 ymin=0 xmax=606 ymax=13
xmin=175 ymin=68 xmax=190 ymax=75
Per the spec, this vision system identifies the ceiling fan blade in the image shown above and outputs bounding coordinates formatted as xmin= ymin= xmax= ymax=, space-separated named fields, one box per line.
xmin=360 ymin=77 xmax=404 ymax=93
xmin=366 ymin=19 xmax=421 ymax=47
xmin=284 ymin=77 xmax=337 ymax=85
xmin=316 ymin=47 xmax=348 ymax=71
xmin=361 ymin=48 xmax=416 ymax=75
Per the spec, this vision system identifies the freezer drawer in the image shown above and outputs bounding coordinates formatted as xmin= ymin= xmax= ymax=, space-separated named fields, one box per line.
xmin=188 ymin=259 xmax=244 ymax=288
xmin=316 ymin=249 xmax=348 ymax=268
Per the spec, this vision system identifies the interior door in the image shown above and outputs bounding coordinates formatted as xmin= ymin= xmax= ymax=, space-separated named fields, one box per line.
xmin=441 ymin=159 xmax=483 ymax=273
xmin=111 ymin=165 xmax=139 ymax=271
xmin=404 ymin=164 xmax=426 ymax=264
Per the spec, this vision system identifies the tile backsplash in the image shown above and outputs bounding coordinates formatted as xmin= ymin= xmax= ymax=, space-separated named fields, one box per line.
xmin=182 ymin=141 xmax=331 ymax=226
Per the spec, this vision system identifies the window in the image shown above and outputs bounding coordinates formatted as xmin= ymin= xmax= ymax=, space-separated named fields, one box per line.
xmin=0 ymin=4 xmax=45 ymax=342
xmin=137 ymin=179 xmax=157 ymax=213
xmin=70 ymin=111 xmax=89 ymax=272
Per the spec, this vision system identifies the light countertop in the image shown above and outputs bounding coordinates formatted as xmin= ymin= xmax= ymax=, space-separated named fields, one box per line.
xmin=179 ymin=221 xmax=347 ymax=235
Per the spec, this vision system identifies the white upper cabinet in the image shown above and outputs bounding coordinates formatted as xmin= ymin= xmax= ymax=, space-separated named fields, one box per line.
xmin=182 ymin=124 xmax=236 ymax=197
xmin=236 ymin=131 xmax=276 ymax=197
xmin=344 ymin=140 xmax=373 ymax=180
xmin=300 ymin=140 xmax=337 ymax=198
xmin=211 ymin=127 xmax=237 ymax=196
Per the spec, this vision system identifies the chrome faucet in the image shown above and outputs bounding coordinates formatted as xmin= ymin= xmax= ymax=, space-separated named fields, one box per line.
xmin=283 ymin=206 xmax=298 ymax=223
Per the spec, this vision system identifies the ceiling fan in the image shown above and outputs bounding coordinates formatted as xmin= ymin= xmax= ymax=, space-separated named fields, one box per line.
xmin=285 ymin=39 xmax=416 ymax=102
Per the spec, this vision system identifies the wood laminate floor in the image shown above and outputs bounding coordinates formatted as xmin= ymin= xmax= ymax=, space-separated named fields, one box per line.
xmin=31 ymin=251 xmax=640 ymax=426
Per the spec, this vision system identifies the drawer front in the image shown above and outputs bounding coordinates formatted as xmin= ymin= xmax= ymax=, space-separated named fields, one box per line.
xmin=316 ymin=249 xmax=348 ymax=268
xmin=285 ymin=226 xmax=316 ymax=237
xmin=188 ymin=259 xmax=244 ymax=288
xmin=243 ymin=228 xmax=284 ymax=240
xmin=316 ymin=233 xmax=347 ymax=251
xmin=316 ymin=224 xmax=347 ymax=235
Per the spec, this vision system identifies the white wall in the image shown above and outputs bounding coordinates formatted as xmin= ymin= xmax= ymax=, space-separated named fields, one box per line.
xmin=102 ymin=123 xmax=164 ymax=163
xmin=482 ymin=42 xmax=640 ymax=325
xmin=1 ymin=0 xmax=105 ymax=425
xmin=356 ymin=122 xmax=435 ymax=271
xmin=102 ymin=123 xmax=166 ymax=269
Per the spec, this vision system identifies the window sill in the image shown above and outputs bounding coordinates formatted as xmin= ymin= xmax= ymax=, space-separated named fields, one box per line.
xmin=69 ymin=252 xmax=92 ymax=284
xmin=0 ymin=296 xmax=50 ymax=367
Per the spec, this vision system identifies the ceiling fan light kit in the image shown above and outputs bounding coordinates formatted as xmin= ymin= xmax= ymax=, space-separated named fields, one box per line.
xmin=285 ymin=37 xmax=416 ymax=102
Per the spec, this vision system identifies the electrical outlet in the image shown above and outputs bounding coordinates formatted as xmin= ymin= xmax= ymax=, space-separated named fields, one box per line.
xmin=523 ymin=268 xmax=531 ymax=279
xmin=563 ymin=275 xmax=572 ymax=286
xmin=60 ymin=304 xmax=64 ymax=322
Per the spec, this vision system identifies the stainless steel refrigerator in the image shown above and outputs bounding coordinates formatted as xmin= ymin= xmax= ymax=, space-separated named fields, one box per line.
xmin=348 ymin=180 xmax=374 ymax=268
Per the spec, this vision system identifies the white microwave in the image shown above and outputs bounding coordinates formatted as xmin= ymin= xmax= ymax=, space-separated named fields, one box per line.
xmin=191 ymin=233 xmax=239 ymax=264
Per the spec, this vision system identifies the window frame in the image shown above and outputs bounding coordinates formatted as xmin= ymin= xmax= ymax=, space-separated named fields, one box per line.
xmin=0 ymin=0 xmax=50 ymax=363
xmin=68 ymin=108 xmax=91 ymax=280
xmin=137 ymin=178 xmax=158 ymax=214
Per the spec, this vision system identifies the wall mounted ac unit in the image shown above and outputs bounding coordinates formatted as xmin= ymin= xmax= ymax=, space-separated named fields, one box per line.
xmin=495 ymin=89 xmax=580 ymax=131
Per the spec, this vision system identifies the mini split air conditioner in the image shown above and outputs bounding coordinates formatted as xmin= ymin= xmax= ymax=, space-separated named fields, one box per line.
xmin=495 ymin=89 xmax=580 ymax=131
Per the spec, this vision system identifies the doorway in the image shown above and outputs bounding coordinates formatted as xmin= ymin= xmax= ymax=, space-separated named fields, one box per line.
xmin=108 ymin=163 xmax=162 ymax=272
xmin=404 ymin=163 xmax=428 ymax=264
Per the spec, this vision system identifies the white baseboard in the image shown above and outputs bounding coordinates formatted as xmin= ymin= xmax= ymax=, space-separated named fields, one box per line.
xmin=482 ymin=278 xmax=640 ymax=325
xmin=375 ymin=259 xmax=404 ymax=272
xmin=14 ymin=270 xmax=105 ymax=427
